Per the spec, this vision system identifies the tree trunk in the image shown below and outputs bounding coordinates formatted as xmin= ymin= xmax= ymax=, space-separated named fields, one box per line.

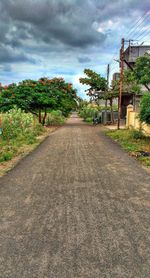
xmin=110 ymin=98 xmax=114 ymax=124
xmin=39 ymin=110 xmax=42 ymax=124
xmin=42 ymin=108 xmax=47 ymax=126
xmin=105 ymin=99 xmax=108 ymax=110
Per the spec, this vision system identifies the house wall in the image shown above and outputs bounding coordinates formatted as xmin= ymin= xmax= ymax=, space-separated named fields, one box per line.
xmin=126 ymin=105 xmax=150 ymax=136
xmin=124 ymin=46 xmax=150 ymax=63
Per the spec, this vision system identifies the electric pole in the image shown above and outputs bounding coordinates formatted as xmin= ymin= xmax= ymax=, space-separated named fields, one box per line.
xmin=107 ymin=64 xmax=110 ymax=87
xmin=105 ymin=64 xmax=110 ymax=109
xmin=117 ymin=38 xmax=124 ymax=129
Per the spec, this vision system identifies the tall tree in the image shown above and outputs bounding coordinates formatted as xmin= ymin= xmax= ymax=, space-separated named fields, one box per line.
xmin=79 ymin=69 xmax=107 ymax=105
xmin=133 ymin=54 xmax=150 ymax=90
xmin=0 ymin=78 xmax=77 ymax=124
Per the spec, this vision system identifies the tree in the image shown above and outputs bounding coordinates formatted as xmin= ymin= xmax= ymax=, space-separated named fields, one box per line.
xmin=133 ymin=54 xmax=150 ymax=89
xmin=0 ymin=77 xmax=77 ymax=124
xmin=139 ymin=93 xmax=150 ymax=124
xmin=118 ymin=54 xmax=150 ymax=93
xmin=79 ymin=69 xmax=107 ymax=105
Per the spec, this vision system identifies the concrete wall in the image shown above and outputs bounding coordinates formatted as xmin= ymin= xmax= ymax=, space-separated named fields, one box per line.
xmin=126 ymin=105 xmax=150 ymax=136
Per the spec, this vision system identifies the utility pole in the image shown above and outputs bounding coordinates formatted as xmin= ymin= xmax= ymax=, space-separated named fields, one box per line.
xmin=105 ymin=64 xmax=110 ymax=109
xmin=107 ymin=64 xmax=110 ymax=87
xmin=117 ymin=38 xmax=124 ymax=129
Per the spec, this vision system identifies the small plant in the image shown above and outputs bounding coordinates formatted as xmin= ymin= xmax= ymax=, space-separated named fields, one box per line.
xmin=131 ymin=129 xmax=144 ymax=140
xmin=106 ymin=129 xmax=150 ymax=167
xmin=85 ymin=117 xmax=93 ymax=123
xmin=0 ymin=152 xmax=13 ymax=162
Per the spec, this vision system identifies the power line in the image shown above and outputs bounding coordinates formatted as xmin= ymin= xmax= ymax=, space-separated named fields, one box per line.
xmin=131 ymin=23 xmax=150 ymax=40
xmin=108 ymin=12 xmax=149 ymax=66
xmin=126 ymin=11 xmax=150 ymax=39
xmin=131 ymin=20 xmax=150 ymax=39
xmin=135 ymin=29 xmax=150 ymax=41
xmin=125 ymin=10 xmax=149 ymax=38
xmin=106 ymin=11 xmax=150 ymax=81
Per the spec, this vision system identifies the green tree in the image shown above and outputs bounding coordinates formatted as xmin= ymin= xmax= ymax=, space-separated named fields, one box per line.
xmin=79 ymin=69 xmax=107 ymax=105
xmin=0 ymin=78 xmax=77 ymax=124
xmin=116 ymin=54 xmax=150 ymax=94
xmin=139 ymin=93 xmax=150 ymax=124
xmin=134 ymin=54 xmax=150 ymax=89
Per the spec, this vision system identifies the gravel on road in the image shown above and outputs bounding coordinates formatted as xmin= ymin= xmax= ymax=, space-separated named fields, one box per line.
xmin=0 ymin=113 xmax=150 ymax=278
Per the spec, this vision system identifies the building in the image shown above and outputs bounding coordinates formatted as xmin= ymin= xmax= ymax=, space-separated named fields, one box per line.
xmin=122 ymin=45 xmax=150 ymax=118
xmin=112 ymin=72 xmax=120 ymax=81
xmin=123 ymin=45 xmax=150 ymax=69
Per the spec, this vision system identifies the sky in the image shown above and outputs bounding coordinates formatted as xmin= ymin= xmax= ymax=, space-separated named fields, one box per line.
xmin=0 ymin=0 xmax=150 ymax=99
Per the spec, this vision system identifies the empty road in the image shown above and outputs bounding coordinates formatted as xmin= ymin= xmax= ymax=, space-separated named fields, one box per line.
xmin=0 ymin=113 xmax=150 ymax=278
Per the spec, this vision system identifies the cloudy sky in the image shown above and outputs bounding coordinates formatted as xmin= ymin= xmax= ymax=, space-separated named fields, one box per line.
xmin=0 ymin=0 xmax=149 ymax=98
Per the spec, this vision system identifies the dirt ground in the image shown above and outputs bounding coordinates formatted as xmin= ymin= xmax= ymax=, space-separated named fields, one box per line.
xmin=0 ymin=113 xmax=150 ymax=278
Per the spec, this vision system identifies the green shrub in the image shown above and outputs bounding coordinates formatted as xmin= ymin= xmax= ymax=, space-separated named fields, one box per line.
xmin=131 ymin=129 xmax=144 ymax=140
xmin=26 ymin=134 xmax=37 ymax=145
xmin=0 ymin=108 xmax=45 ymax=164
xmin=85 ymin=117 xmax=93 ymax=123
xmin=1 ymin=108 xmax=34 ymax=140
xmin=0 ymin=108 xmax=44 ymax=142
xmin=79 ymin=107 xmax=98 ymax=121
xmin=0 ymin=152 xmax=13 ymax=162
xmin=46 ymin=110 xmax=65 ymax=126
xmin=139 ymin=93 xmax=150 ymax=124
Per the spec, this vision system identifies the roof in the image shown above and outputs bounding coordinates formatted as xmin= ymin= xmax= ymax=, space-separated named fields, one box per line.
xmin=124 ymin=45 xmax=150 ymax=54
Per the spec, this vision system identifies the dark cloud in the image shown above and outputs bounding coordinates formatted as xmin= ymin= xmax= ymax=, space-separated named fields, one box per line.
xmin=78 ymin=57 xmax=91 ymax=63
xmin=0 ymin=0 xmax=149 ymax=54
xmin=0 ymin=64 xmax=12 ymax=72
xmin=0 ymin=0 xmax=106 ymax=49
xmin=0 ymin=0 xmax=149 ymax=96
xmin=0 ymin=45 xmax=36 ymax=64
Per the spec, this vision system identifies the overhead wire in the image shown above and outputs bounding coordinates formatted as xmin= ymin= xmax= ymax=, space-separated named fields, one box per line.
xmin=126 ymin=11 xmax=150 ymax=39
xmin=125 ymin=10 xmax=149 ymax=37
xmin=106 ymin=10 xmax=150 ymax=79
xmin=108 ymin=11 xmax=149 ymax=67
xmin=135 ymin=28 xmax=150 ymax=41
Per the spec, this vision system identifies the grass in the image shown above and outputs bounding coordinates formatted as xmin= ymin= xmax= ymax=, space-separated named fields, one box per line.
xmin=0 ymin=126 xmax=58 ymax=177
xmin=0 ymin=108 xmax=65 ymax=176
xmin=0 ymin=132 xmax=41 ymax=163
xmin=106 ymin=129 xmax=150 ymax=168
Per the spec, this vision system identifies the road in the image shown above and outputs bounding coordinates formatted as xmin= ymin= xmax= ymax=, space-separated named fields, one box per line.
xmin=0 ymin=113 xmax=150 ymax=278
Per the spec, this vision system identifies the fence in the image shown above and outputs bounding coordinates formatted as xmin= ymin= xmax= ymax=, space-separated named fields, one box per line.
xmin=126 ymin=105 xmax=150 ymax=136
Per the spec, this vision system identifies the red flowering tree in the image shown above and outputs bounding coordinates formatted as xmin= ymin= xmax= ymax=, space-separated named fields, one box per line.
xmin=0 ymin=78 xmax=77 ymax=124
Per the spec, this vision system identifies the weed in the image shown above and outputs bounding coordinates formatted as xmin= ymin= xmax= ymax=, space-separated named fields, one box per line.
xmin=106 ymin=129 xmax=150 ymax=167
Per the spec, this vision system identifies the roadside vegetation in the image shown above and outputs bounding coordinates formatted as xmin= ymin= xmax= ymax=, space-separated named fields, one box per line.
xmin=79 ymin=55 xmax=150 ymax=168
xmin=0 ymin=77 xmax=78 ymax=168
xmin=139 ymin=93 xmax=150 ymax=125
xmin=106 ymin=129 xmax=150 ymax=167
xmin=0 ymin=108 xmax=45 ymax=163
xmin=79 ymin=105 xmax=99 ymax=123
xmin=46 ymin=110 xmax=65 ymax=126
xmin=78 ymin=101 xmax=118 ymax=124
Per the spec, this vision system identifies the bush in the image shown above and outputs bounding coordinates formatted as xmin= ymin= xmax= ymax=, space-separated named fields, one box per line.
xmin=1 ymin=108 xmax=43 ymax=140
xmin=139 ymin=93 xmax=150 ymax=124
xmin=45 ymin=110 xmax=65 ymax=126
xmin=79 ymin=107 xmax=98 ymax=121
xmin=0 ymin=152 xmax=13 ymax=162
xmin=86 ymin=117 xmax=93 ymax=123
xmin=1 ymin=108 xmax=33 ymax=140
xmin=0 ymin=108 xmax=46 ymax=164
xmin=131 ymin=129 xmax=144 ymax=140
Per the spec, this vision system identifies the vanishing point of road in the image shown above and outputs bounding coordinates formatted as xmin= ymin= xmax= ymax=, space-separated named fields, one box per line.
xmin=0 ymin=113 xmax=150 ymax=278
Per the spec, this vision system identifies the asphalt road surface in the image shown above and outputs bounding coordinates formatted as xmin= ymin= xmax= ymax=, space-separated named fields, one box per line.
xmin=0 ymin=113 xmax=150 ymax=278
